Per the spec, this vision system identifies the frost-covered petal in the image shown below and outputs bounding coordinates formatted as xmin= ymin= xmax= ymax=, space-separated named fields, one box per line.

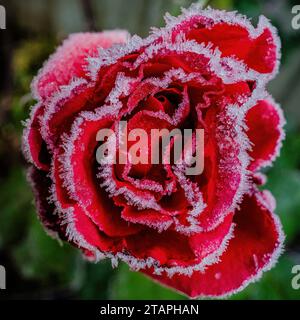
xmin=22 ymin=103 xmax=50 ymax=171
xmin=121 ymin=206 xmax=174 ymax=232
xmin=27 ymin=166 xmax=60 ymax=237
xmin=40 ymin=79 xmax=92 ymax=149
xmin=32 ymin=31 xmax=129 ymax=100
xmin=246 ymin=99 xmax=285 ymax=171
xmin=145 ymin=191 xmax=284 ymax=298
xmin=50 ymin=151 xmax=121 ymax=253
xmin=163 ymin=5 xmax=280 ymax=75
xmin=64 ymin=203 xmax=122 ymax=253
xmin=123 ymin=212 xmax=233 ymax=273
xmin=194 ymin=104 xmax=250 ymax=231
xmin=59 ymin=111 xmax=142 ymax=237
xmin=185 ymin=22 xmax=277 ymax=74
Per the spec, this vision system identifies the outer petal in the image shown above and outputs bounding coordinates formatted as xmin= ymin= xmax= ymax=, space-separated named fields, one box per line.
xmin=32 ymin=31 xmax=129 ymax=100
xmin=164 ymin=5 xmax=280 ymax=75
xmin=144 ymin=191 xmax=284 ymax=298
xmin=40 ymin=79 xmax=92 ymax=149
xmin=23 ymin=31 xmax=130 ymax=169
xmin=49 ymin=151 xmax=122 ymax=254
xmin=27 ymin=166 xmax=60 ymax=238
xmin=22 ymin=103 xmax=50 ymax=171
xmin=122 ymin=213 xmax=233 ymax=274
xmin=246 ymin=99 xmax=285 ymax=171
xmin=185 ymin=21 xmax=278 ymax=74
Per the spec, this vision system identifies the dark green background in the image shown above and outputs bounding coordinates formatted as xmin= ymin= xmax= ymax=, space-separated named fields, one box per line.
xmin=0 ymin=0 xmax=300 ymax=299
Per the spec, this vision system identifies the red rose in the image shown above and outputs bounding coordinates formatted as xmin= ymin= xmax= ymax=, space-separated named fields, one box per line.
xmin=23 ymin=5 xmax=285 ymax=298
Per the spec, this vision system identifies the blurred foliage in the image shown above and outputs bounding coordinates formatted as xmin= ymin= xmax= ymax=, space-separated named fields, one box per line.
xmin=109 ymin=263 xmax=186 ymax=300
xmin=0 ymin=0 xmax=300 ymax=300
xmin=13 ymin=39 xmax=56 ymax=95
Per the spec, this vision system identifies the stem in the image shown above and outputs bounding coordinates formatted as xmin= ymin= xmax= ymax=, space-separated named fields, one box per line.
xmin=80 ymin=0 xmax=97 ymax=31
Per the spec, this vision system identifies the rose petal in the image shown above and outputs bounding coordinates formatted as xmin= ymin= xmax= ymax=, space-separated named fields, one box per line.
xmin=59 ymin=111 xmax=142 ymax=237
xmin=187 ymin=23 xmax=277 ymax=74
xmin=51 ymin=150 xmax=121 ymax=253
xmin=195 ymin=104 xmax=249 ymax=231
xmin=67 ymin=203 xmax=122 ymax=253
xmin=22 ymin=103 xmax=50 ymax=171
xmin=167 ymin=7 xmax=280 ymax=75
xmin=41 ymin=81 xmax=93 ymax=149
xmin=246 ymin=99 xmax=285 ymax=171
xmin=33 ymin=31 xmax=129 ymax=100
xmin=121 ymin=212 xmax=233 ymax=272
xmin=27 ymin=166 xmax=60 ymax=237
xmin=145 ymin=191 xmax=284 ymax=298
xmin=121 ymin=206 xmax=173 ymax=232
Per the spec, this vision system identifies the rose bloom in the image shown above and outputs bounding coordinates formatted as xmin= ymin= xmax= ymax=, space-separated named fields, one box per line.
xmin=23 ymin=5 xmax=285 ymax=298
